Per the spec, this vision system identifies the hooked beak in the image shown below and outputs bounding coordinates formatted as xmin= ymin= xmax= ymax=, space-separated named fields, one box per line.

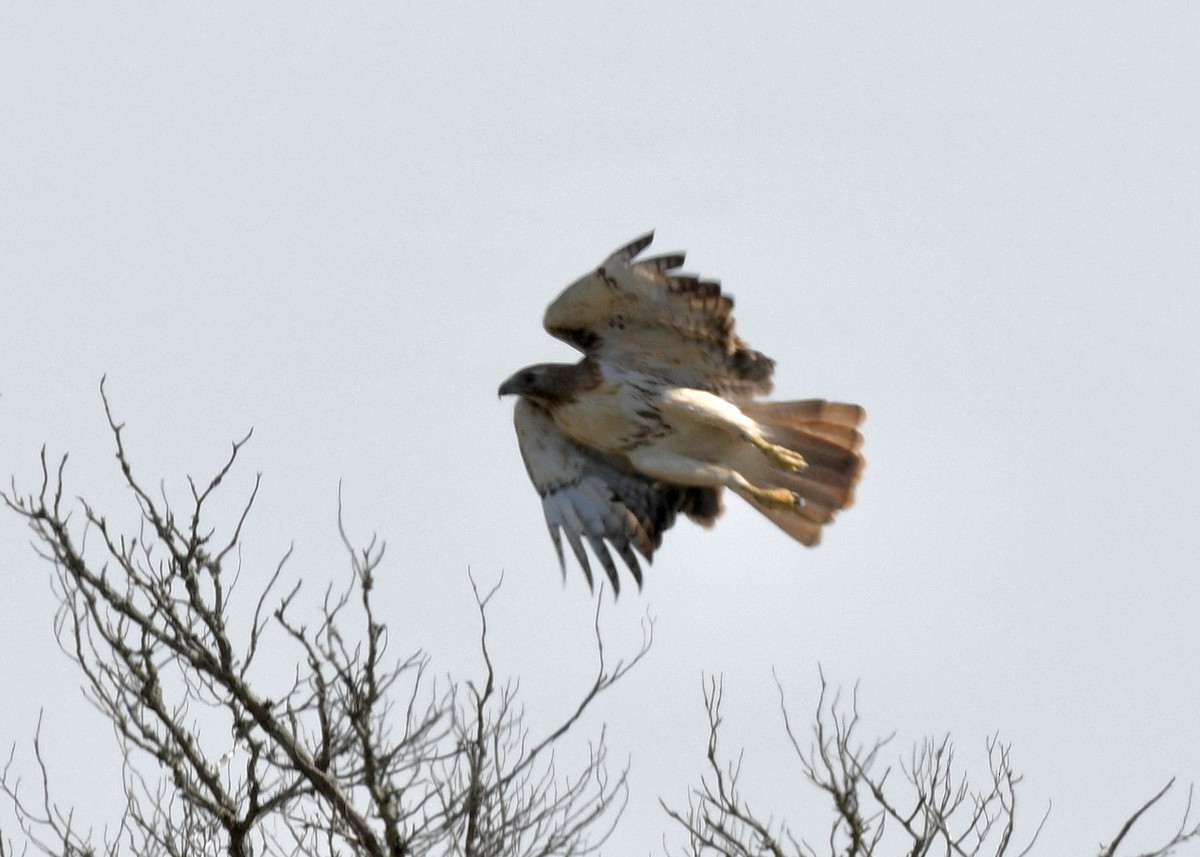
xmin=498 ymin=375 xmax=520 ymax=398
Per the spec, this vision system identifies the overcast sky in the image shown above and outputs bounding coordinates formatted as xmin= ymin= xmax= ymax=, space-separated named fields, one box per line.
xmin=2 ymin=3 xmax=1198 ymax=854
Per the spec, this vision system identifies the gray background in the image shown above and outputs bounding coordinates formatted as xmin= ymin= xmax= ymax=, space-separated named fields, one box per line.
xmin=2 ymin=3 xmax=1198 ymax=853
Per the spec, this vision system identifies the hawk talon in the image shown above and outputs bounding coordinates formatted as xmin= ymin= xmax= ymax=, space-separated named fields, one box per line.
xmin=754 ymin=438 xmax=807 ymax=472
xmin=747 ymin=486 xmax=800 ymax=511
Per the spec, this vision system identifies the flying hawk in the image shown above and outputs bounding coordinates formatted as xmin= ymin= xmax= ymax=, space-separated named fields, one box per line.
xmin=499 ymin=233 xmax=864 ymax=594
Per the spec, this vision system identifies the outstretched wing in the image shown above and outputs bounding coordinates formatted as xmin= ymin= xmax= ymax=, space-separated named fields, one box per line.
xmin=543 ymin=231 xmax=775 ymax=397
xmin=512 ymin=399 xmax=721 ymax=595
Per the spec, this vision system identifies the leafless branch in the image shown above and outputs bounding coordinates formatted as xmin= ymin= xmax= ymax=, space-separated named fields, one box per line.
xmin=661 ymin=675 xmax=788 ymax=857
xmin=1 ymin=382 xmax=641 ymax=857
xmin=1100 ymin=778 xmax=1200 ymax=857
xmin=663 ymin=669 xmax=1194 ymax=857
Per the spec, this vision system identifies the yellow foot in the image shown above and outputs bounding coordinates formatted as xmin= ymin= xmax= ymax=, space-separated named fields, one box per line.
xmin=747 ymin=485 xmax=800 ymax=511
xmin=753 ymin=438 xmax=807 ymax=472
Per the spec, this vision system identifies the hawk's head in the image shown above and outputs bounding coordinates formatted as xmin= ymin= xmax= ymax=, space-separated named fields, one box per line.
xmin=498 ymin=362 xmax=599 ymax=408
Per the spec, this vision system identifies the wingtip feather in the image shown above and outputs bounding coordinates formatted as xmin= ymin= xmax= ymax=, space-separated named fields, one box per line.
xmin=610 ymin=230 xmax=655 ymax=264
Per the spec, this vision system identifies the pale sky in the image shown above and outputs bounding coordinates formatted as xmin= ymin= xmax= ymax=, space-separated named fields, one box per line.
xmin=2 ymin=3 xmax=1198 ymax=854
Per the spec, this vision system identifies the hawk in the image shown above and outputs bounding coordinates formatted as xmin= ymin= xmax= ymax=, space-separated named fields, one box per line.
xmin=499 ymin=233 xmax=865 ymax=594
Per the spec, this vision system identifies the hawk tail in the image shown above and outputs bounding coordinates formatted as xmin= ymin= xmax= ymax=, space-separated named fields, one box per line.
xmin=739 ymin=399 xmax=866 ymax=545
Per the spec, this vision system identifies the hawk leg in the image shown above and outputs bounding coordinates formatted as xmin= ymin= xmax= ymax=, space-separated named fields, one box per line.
xmin=628 ymin=451 xmax=800 ymax=511
xmin=656 ymin=388 xmax=807 ymax=472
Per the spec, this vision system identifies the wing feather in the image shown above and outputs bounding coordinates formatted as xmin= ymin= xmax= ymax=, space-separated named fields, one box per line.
xmin=543 ymin=232 xmax=775 ymax=397
xmin=555 ymin=500 xmax=597 ymax=588
xmin=512 ymin=399 xmax=720 ymax=595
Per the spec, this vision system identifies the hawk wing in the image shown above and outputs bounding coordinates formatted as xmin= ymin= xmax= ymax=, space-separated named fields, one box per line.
xmin=542 ymin=232 xmax=776 ymax=398
xmin=512 ymin=398 xmax=721 ymax=594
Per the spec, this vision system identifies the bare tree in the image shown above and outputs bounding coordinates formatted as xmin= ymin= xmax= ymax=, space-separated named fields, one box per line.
xmin=662 ymin=672 xmax=1200 ymax=857
xmin=0 ymin=381 xmax=648 ymax=857
xmin=2 ymin=384 xmax=1198 ymax=857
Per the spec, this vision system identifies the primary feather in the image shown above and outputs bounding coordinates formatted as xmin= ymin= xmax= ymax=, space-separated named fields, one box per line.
xmin=543 ymin=232 xmax=776 ymax=398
